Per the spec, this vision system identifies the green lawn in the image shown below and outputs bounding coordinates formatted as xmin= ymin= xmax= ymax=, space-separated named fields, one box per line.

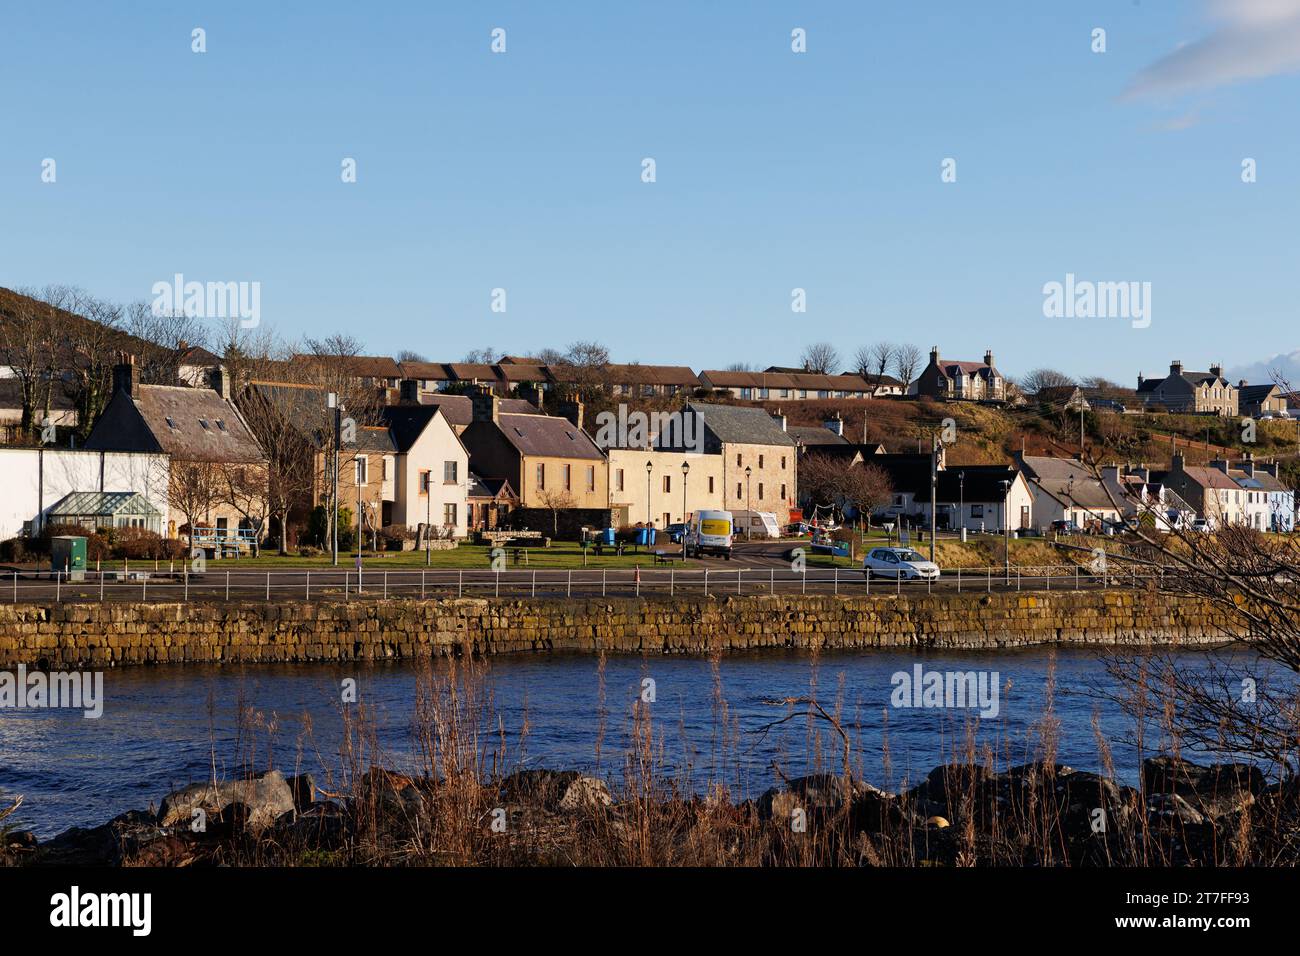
xmin=82 ymin=540 xmax=697 ymax=571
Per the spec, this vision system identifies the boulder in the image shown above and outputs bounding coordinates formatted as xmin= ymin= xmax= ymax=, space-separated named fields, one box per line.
xmin=158 ymin=770 xmax=296 ymax=831
xmin=1142 ymin=756 xmax=1262 ymax=820
xmin=1146 ymin=792 xmax=1205 ymax=826
xmin=500 ymin=769 xmax=610 ymax=813
xmin=759 ymin=773 xmax=875 ymax=821
xmin=286 ymin=773 xmax=317 ymax=812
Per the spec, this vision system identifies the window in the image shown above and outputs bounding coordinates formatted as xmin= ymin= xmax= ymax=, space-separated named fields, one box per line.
xmin=536 ymin=463 xmax=545 ymax=490
xmin=563 ymin=464 xmax=572 ymax=490
xmin=740 ymin=388 xmax=752 ymax=400
xmin=199 ymin=419 xmax=210 ymax=430
xmin=443 ymin=503 xmax=457 ymax=526
xmin=736 ymin=483 xmax=742 ymax=499
xmin=356 ymin=456 xmax=368 ymax=484
xmin=708 ymin=477 xmax=715 ymax=493
xmin=586 ymin=466 xmax=595 ymax=492
xmin=616 ymin=468 xmax=625 ymax=492
xmin=165 ymin=417 xmax=177 ymax=429
xmin=736 ymin=453 xmax=742 ymax=467
xmin=781 ymin=456 xmax=787 ymax=469
xmin=779 ymin=388 xmax=789 ymax=399
xmin=444 ymin=460 xmax=458 ymax=484
xmin=215 ymin=419 xmax=227 ymax=431
xmin=780 ymin=484 xmax=786 ymax=500
xmin=420 ymin=470 xmax=431 ymax=494
xmin=759 ymin=387 xmax=770 ymax=399
xmin=663 ymin=475 xmax=671 ymax=493
xmin=758 ymin=454 xmax=764 ymax=468
xmin=758 ymin=483 xmax=764 ymax=500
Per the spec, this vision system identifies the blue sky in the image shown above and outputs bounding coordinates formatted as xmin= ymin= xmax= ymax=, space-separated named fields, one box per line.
xmin=3 ymin=1 xmax=1300 ymax=384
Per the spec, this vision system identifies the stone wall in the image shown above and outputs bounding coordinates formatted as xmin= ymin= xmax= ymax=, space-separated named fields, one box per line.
xmin=0 ymin=590 xmax=1243 ymax=669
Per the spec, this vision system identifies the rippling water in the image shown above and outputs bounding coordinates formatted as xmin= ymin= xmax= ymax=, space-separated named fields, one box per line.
xmin=0 ymin=645 xmax=1282 ymax=838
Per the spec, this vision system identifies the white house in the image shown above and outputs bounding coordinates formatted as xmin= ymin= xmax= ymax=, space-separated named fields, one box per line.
xmin=1017 ymin=454 xmax=1124 ymax=532
xmin=0 ymin=447 xmax=171 ymax=541
xmin=380 ymin=404 xmax=471 ymax=538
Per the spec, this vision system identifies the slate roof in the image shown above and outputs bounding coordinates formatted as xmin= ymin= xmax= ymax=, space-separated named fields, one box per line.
xmin=788 ymin=426 xmax=849 ymax=446
xmin=468 ymin=472 xmax=517 ymax=500
xmin=378 ymin=404 xmax=455 ymax=454
xmin=247 ymin=381 xmax=393 ymax=452
xmin=398 ymin=361 xmax=451 ymax=382
xmin=1239 ymin=383 xmax=1281 ymax=404
xmin=93 ymin=384 xmax=265 ymax=463
xmin=687 ymin=402 xmax=797 ymax=447
xmin=497 ymin=413 xmax=605 ymax=460
xmin=1017 ymin=456 xmax=1117 ymax=510
xmin=414 ymin=394 xmax=473 ymax=426
xmin=701 ymin=370 xmax=872 ymax=392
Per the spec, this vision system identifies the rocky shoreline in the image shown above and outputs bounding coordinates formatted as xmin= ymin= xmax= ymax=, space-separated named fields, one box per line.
xmin=4 ymin=756 xmax=1294 ymax=867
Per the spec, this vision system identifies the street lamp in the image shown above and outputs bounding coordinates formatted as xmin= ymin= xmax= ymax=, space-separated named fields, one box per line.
xmin=327 ymin=392 xmax=340 ymax=567
xmin=959 ymin=471 xmax=965 ymax=538
xmin=424 ymin=470 xmax=432 ymax=567
xmin=645 ymin=459 xmax=653 ymax=531
xmin=681 ymin=460 xmax=690 ymax=560
xmin=744 ymin=465 xmax=752 ymax=540
xmin=1000 ymin=478 xmax=1011 ymax=584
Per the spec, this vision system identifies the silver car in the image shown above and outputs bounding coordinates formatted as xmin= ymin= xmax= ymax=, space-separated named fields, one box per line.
xmin=863 ymin=547 xmax=941 ymax=580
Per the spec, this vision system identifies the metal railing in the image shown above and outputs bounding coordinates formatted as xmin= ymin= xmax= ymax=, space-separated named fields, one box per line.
xmin=7 ymin=563 xmax=1167 ymax=606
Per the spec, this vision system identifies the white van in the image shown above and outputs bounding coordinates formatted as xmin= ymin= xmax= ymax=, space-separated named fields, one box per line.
xmin=683 ymin=509 xmax=734 ymax=559
xmin=731 ymin=510 xmax=781 ymax=539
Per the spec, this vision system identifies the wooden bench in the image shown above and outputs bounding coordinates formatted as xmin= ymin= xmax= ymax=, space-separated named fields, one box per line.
xmin=652 ymin=550 xmax=671 ymax=565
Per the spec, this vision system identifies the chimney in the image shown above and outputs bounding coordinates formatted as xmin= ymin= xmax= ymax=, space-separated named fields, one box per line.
xmin=1170 ymin=360 xmax=1183 ymax=376
xmin=209 ymin=365 xmax=230 ymax=402
xmin=1210 ymin=458 xmax=1229 ymax=474
xmin=518 ymin=382 xmax=545 ymax=410
xmin=983 ymin=349 xmax=994 ymax=368
xmin=1210 ymin=363 xmax=1223 ymax=380
xmin=1137 ymin=372 xmax=1144 ymax=389
xmin=113 ymin=353 xmax=139 ymax=398
xmin=1171 ymin=450 xmax=1185 ymax=472
xmin=469 ymin=384 xmax=500 ymax=423
xmin=1241 ymin=451 xmax=1255 ymax=477
xmin=557 ymin=399 xmax=584 ymax=432
xmin=398 ymin=379 xmax=421 ymax=403
xmin=824 ymin=413 xmax=843 ymax=436
xmin=929 ymin=346 xmax=939 ymax=366
xmin=770 ymin=408 xmax=787 ymax=432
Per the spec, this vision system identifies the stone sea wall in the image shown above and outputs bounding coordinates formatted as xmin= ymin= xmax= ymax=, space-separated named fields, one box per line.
xmin=0 ymin=590 xmax=1244 ymax=668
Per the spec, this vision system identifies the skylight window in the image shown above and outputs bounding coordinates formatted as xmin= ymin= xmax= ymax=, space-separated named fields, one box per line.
xmin=199 ymin=419 xmax=211 ymax=430
xmin=165 ymin=417 xmax=177 ymax=429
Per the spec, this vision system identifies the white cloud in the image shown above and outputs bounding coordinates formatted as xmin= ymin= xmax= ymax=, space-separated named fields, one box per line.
xmin=1227 ymin=349 xmax=1300 ymax=387
xmin=1124 ymin=0 xmax=1300 ymax=99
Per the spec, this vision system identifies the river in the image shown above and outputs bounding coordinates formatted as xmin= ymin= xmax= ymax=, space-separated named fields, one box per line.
xmin=0 ymin=645 xmax=1281 ymax=838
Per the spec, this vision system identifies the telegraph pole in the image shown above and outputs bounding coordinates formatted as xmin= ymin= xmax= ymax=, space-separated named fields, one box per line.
xmin=929 ymin=432 xmax=937 ymax=563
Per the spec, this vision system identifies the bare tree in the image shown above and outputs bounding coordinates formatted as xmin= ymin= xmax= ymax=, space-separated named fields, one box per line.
xmin=840 ymin=463 xmax=893 ymax=531
xmin=1020 ymin=368 xmax=1077 ymax=395
xmin=854 ymin=343 xmax=897 ymax=393
xmin=123 ymin=300 xmax=211 ymax=385
xmin=893 ymin=344 xmax=923 ymax=390
xmin=0 ymin=286 xmax=62 ymax=441
xmin=536 ymin=488 xmax=576 ymax=536
xmin=397 ymin=349 xmax=428 ymax=363
xmin=463 ymin=347 xmax=498 ymax=364
xmin=167 ymin=460 xmax=223 ymax=542
xmin=800 ymin=342 xmax=840 ymax=375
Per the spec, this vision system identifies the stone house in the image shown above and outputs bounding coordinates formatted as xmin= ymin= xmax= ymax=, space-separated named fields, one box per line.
xmin=1137 ymin=361 xmax=1237 ymax=415
xmin=911 ymin=348 xmax=1006 ymax=402
xmin=681 ymin=402 xmax=797 ymax=520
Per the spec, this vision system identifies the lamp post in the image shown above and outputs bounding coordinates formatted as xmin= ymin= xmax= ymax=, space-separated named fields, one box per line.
xmin=744 ymin=465 xmax=752 ymax=540
xmin=681 ymin=460 xmax=690 ymax=560
xmin=928 ymin=432 xmax=937 ymax=563
xmin=645 ymin=459 xmax=653 ymax=531
xmin=327 ymin=392 xmax=340 ymax=567
xmin=424 ymin=470 xmax=432 ymax=567
xmin=1000 ymin=478 xmax=1011 ymax=584
xmin=355 ymin=454 xmax=364 ymax=573
xmin=959 ymin=470 xmax=965 ymax=539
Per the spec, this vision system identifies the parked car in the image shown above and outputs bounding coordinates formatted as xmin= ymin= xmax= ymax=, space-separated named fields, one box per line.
xmin=1050 ymin=519 xmax=1079 ymax=534
xmin=863 ymin=547 xmax=940 ymax=581
xmin=665 ymin=522 xmax=688 ymax=543
xmin=1190 ymin=518 xmax=1214 ymax=533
